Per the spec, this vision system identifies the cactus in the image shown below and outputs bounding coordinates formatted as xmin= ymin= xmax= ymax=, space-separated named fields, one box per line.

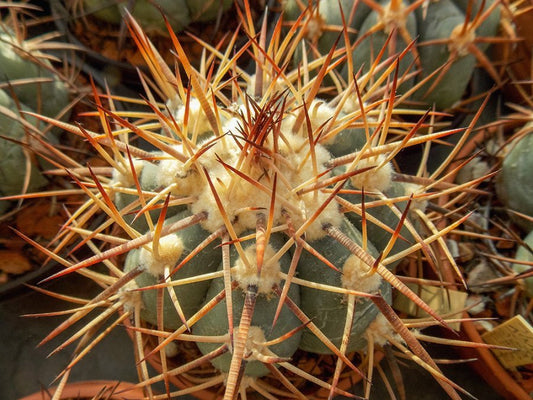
xmin=0 ymin=89 xmax=47 ymax=213
xmin=0 ymin=27 xmax=71 ymax=119
xmin=283 ymin=0 xmax=502 ymax=109
xmin=0 ymin=9 xmax=72 ymax=212
xmin=25 ymin=4 xmax=491 ymax=399
xmin=78 ymin=0 xmax=232 ymax=33
xmin=495 ymin=129 xmax=533 ymax=232
xmin=511 ymin=229 xmax=533 ymax=297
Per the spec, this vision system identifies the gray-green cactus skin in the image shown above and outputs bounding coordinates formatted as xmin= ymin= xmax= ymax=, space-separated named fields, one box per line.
xmin=341 ymin=181 xmax=415 ymax=265
xmin=298 ymin=218 xmax=391 ymax=353
xmin=186 ymin=0 xmax=233 ymax=22
xmin=117 ymin=136 xmax=392 ymax=376
xmin=411 ymin=0 xmax=500 ymax=109
xmin=193 ymin=233 xmax=302 ymax=377
xmin=0 ymin=29 xmax=71 ymax=212
xmin=511 ymin=229 xmax=533 ymax=297
xmin=325 ymin=120 xmax=415 ymax=268
xmin=0 ymin=89 xmax=47 ymax=212
xmin=0 ymin=31 xmax=70 ymax=119
xmin=124 ymin=210 xmax=222 ymax=329
xmin=285 ymin=0 xmax=501 ymax=109
xmin=82 ymin=0 xmax=232 ymax=33
xmin=343 ymin=0 xmax=417 ymax=92
xmin=495 ymin=131 xmax=533 ymax=232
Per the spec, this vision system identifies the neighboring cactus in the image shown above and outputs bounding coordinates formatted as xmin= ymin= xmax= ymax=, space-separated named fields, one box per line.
xmin=0 ymin=9 xmax=72 ymax=212
xmin=78 ymin=0 xmax=232 ymax=33
xmin=283 ymin=0 xmax=502 ymax=109
xmin=495 ymin=129 xmax=533 ymax=232
xmin=0 ymin=26 xmax=71 ymax=119
xmin=511 ymin=229 xmax=533 ymax=297
xmin=26 ymin=4 xmax=489 ymax=400
xmin=0 ymin=89 xmax=47 ymax=213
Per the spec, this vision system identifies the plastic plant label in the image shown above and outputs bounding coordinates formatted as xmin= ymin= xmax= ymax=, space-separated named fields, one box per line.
xmin=482 ymin=315 xmax=533 ymax=369
xmin=393 ymin=283 xmax=467 ymax=330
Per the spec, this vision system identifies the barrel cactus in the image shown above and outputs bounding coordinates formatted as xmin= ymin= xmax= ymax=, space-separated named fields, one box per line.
xmin=77 ymin=0 xmax=233 ymax=33
xmin=0 ymin=89 xmax=47 ymax=214
xmin=0 ymin=25 xmax=71 ymax=119
xmin=511 ymin=229 xmax=533 ymax=298
xmin=30 ymin=4 xmax=486 ymax=399
xmin=495 ymin=128 xmax=533 ymax=232
xmin=283 ymin=0 xmax=502 ymax=109
xmin=0 ymin=11 xmax=71 ymax=212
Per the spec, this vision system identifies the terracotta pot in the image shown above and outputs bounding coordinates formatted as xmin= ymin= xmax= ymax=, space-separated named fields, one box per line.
xmin=18 ymin=380 xmax=146 ymax=400
xmin=437 ymin=130 xmax=533 ymax=400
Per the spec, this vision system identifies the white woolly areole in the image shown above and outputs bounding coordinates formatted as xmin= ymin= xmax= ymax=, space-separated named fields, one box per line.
xmin=233 ymin=245 xmax=281 ymax=294
xmin=341 ymin=96 xmax=368 ymax=114
xmin=308 ymin=100 xmax=334 ymax=133
xmin=173 ymin=97 xmax=212 ymax=135
xmin=246 ymin=326 xmax=267 ymax=351
xmin=402 ymin=182 xmax=428 ymax=213
xmin=119 ymin=282 xmax=143 ymax=314
xmin=350 ymin=155 xmax=393 ymax=192
xmin=138 ymin=235 xmax=184 ymax=277
xmin=111 ymin=159 xmax=144 ymax=188
xmin=164 ymin=341 xmax=179 ymax=358
xmin=156 ymin=144 xmax=201 ymax=196
xmin=365 ymin=314 xmax=403 ymax=347
xmin=158 ymin=157 xmax=198 ymax=196
xmin=292 ymin=191 xmax=343 ymax=241
xmin=341 ymin=254 xmax=382 ymax=293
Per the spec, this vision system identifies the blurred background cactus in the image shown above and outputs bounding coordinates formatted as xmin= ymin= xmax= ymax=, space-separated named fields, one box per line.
xmin=0 ymin=4 xmax=74 ymax=213
xmin=495 ymin=128 xmax=533 ymax=232
xmin=78 ymin=0 xmax=233 ymax=33
xmin=282 ymin=0 xmax=502 ymax=109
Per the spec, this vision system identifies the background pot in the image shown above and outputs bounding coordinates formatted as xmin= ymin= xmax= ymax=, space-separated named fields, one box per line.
xmin=18 ymin=380 xmax=146 ymax=400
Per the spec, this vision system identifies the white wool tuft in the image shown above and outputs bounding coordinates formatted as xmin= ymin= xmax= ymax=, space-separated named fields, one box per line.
xmin=341 ymin=254 xmax=382 ymax=293
xmin=139 ymin=235 xmax=184 ymax=277
xmin=350 ymin=155 xmax=393 ymax=192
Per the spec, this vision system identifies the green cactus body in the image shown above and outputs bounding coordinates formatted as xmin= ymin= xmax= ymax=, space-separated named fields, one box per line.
xmin=453 ymin=0 xmax=501 ymax=42
xmin=321 ymin=110 xmax=370 ymax=158
xmin=496 ymin=131 xmax=533 ymax=232
xmin=0 ymin=89 xmax=48 ymax=211
xmin=298 ymin=218 xmax=391 ymax=353
xmin=81 ymin=0 xmax=191 ymax=32
xmin=511 ymin=229 xmax=533 ymax=297
xmin=412 ymin=0 xmax=477 ymax=108
xmin=286 ymin=0 xmax=500 ymax=110
xmin=81 ymin=0 xmax=233 ymax=32
xmin=124 ymin=210 xmax=221 ymax=329
xmin=186 ymin=0 xmax=233 ymax=23
xmin=411 ymin=0 xmax=500 ymax=108
xmin=341 ymin=181 xmax=416 ymax=265
xmin=193 ymin=233 xmax=302 ymax=377
xmin=343 ymin=0 xmax=417 ymax=91
xmin=0 ymin=31 xmax=70 ymax=119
